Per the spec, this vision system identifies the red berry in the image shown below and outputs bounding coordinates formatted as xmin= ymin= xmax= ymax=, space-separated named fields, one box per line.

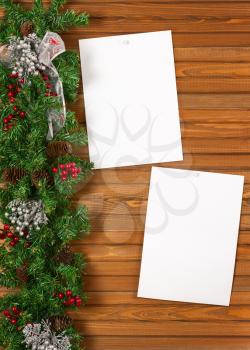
xmin=0 ymin=233 xmax=6 ymax=239
xmin=7 ymin=91 xmax=14 ymax=97
xmin=7 ymin=114 xmax=13 ymax=121
xmin=61 ymin=176 xmax=67 ymax=181
xmin=9 ymin=241 xmax=16 ymax=247
xmin=16 ymin=87 xmax=21 ymax=93
xmin=10 ymin=318 xmax=17 ymax=325
xmin=77 ymin=167 xmax=81 ymax=174
xmin=7 ymin=84 xmax=14 ymax=90
xmin=9 ymin=73 xmax=18 ymax=78
xmin=45 ymin=92 xmax=50 ymax=96
xmin=62 ymin=170 xmax=68 ymax=176
xmin=13 ymin=236 xmax=19 ymax=243
xmin=72 ymin=174 xmax=77 ymax=179
xmin=58 ymin=292 xmax=64 ymax=299
xmin=43 ymin=75 xmax=49 ymax=81
xmin=68 ymin=297 xmax=76 ymax=305
xmin=7 ymin=124 xmax=12 ymax=130
xmin=46 ymin=83 xmax=52 ymax=89
xmin=4 ymin=224 xmax=10 ymax=230
xmin=9 ymin=97 xmax=15 ymax=103
xmin=13 ymin=105 xmax=18 ymax=111
xmin=59 ymin=164 xmax=65 ymax=169
xmin=3 ymin=310 xmax=10 ymax=317
xmin=19 ymin=78 xmax=24 ymax=84
xmin=66 ymin=163 xmax=71 ymax=169
xmin=52 ymin=167 xmax=58 ymax=173
xmin=66 ymin=290 xmax=72 ymax=297
xmin=19 ymin=111 xmax=26 ymax=118
xmin=3 ymin=118 xmax=8 ymax=124
xmin=7 ymin=232 xmax=14 ymax=238
xmin=75 ymin=299 xmax=82 ymax=307
xmin=63 ymin=300 xmax=69 ymax=306
xmin=12 ymin=306 xmax=20 ymax=315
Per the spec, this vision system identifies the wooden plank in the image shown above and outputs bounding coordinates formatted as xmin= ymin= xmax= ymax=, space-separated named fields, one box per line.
xmin=81 ymin=230 xmax=250 ymax=246
xmin=85 ymin=260 xmax=250 ymax=277
xmin=62 ymin=33 xmax=250 ymax=50
xmin=74 ymin=320 xmax=250 ymax=336
xmin=75 ymin=186 xmax=250 ymax=216
xmin=74 ymin=244 xmax=250 ymax=262
xmin=70 ymin=94 xmax=250 ymax=114
xmin=177 ymin=78 xmax=250 ymax=93
xmin=84 ymin=337 xmax=250 ymax=350
xmin=61 ymin=47 xmax=250 ymax=63
xmin=40 ymin=17 xmax=250 ymax=34
xmin=17 ymin=2 xmax=250 ymax=17
xmin=76 ymin=154 xmax=250 ymax=170
xmin=77 ymin=168 xmax=250 ymax=186
xmin=48 ymin=2 xmax=250 ymax=18
xmin=86 ymin=291 xmax=250 ymax=306
xmin=178 ymin=110 xmax=250 ymax=123
xmin=69 ymin=47 xmax=250 ymax=63
xmin=76 ymin=213 xmax=250 ymax=232
xmin=76 ymin=138 xmax=250 ymax=155
xmin=174 ymin=47 xmax=250 ymax=62
xmin=83 ymin=276 xmax=250 ymax=292
xmin=70 ymin=304 xmax=250 ymax=321
xmin=176 ymin=62 xmax=250 ymax=78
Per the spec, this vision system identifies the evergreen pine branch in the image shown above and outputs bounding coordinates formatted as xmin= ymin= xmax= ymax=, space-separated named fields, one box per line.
xmin=0 ymin=0 xmax=92 ymax=348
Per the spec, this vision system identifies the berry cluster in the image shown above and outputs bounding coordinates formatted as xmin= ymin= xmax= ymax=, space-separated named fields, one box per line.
xmin=3 ymin=74 xmax=26 ymax=131
xmin=42 ymin=74 xmax=57 ymax=97
xmin=54 ymin=289 xmax=82 ymax=307
xmin=52 ymin=162 xmax=81 ymax=181
xmin=0 ymin=224 xmax=30 ymax=247
xmin=3 ymin=306 xmax=21 ymax=326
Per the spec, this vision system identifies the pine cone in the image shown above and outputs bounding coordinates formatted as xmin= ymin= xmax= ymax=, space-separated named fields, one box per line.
xmin=20 ymin=21 xmax=34 ymax=37
xmin=3 ymin=167 xmax=27 ymax=184
xmin=48 ymin=315 xmax=72 ymax=333
xmin=16 ymin=263 xmax=29 ymax=283
xmin=46 ymin=141 xmax=73 ymax=158
xmin=55 ymin=245 xmax=74 ymax=265
xmin=32 ymin=170 xmax=54 ymax=188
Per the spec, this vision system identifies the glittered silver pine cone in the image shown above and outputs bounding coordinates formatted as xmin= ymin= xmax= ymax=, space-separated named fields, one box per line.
xmin=5 ymin=199 xmax=48 ymax=235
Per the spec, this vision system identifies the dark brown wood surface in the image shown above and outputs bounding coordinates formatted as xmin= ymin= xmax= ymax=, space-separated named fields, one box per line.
xmin=5 ymin=0 xmax=250 ymax=349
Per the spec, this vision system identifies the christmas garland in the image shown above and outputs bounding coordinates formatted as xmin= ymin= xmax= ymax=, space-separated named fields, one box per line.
xmin=0 ymin=1 xmax=93 ymax=349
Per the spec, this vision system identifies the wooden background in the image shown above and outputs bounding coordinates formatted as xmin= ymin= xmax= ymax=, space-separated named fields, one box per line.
xmin=6 ymin=0 xmax=250 ymax=349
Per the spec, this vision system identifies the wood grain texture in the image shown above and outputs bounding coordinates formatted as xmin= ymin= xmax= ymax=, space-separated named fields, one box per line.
xmin=4 ymin=0 xmax=250 ymax=349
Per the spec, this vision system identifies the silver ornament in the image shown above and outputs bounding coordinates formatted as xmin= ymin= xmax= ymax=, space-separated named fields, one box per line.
xmin=23 ymin=320 xmax=71 ymax=350
xmin=8 ymin=34 xmax=46 ymax=78
xmin=6 ymin=199 xmax=48 ymax=237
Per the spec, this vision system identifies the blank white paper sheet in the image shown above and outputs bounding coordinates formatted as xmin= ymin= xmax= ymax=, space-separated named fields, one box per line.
xmin=79 ymin=31 xmax=182 ymax=169
xmin=138 ymin=167 xmax=244 ymax=306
